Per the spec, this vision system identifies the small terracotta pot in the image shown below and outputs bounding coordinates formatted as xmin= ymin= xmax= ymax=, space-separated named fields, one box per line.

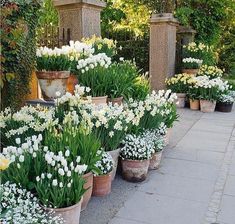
xmin=121 ymin=159 xmax=150 ymax=182
xmin=36 ymin=71 xmax=70 ymax=101
xmin=165 ymin=128 xmax=172 ymax=146
xmin=92 ymin=172 xmax=112 ymax=196
xmin=67 ymin=74 xmax=78 ymax=94
xmin=175 ymin=93 xmax=186 ymax=108
xmin=44 ymin=199 xmax=82 ymax=224
xmin=91 ymin=96 xmax=108 ymax=105
xmin=149 ymin=151 xmax=163 ymax=170
xmin=200 ymin=100 xmax=216 ymax=113
xmin=108 ymin=97 xmax=123 ymax=106
xmin=182 ymin=69 xmax=199 ymax=75
xmin=108 ymin=148 xmax=120 ymax=181
xmin=189 ymin=99 xmax=200 ymax=110
xmin=216 ymin=102 xmax=233 ymax=113
xmin=81 ymin=172 xmax=93 ymax=211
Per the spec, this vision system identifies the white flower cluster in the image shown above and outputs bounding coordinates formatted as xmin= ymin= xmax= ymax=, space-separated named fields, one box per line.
xmin=76 ymin=53 xmax=112 ymax=73
xmin=218 ymin=91 xmax=235 ymax=103
xmin=0 ymin=182 xmax=64 ymax=224
xmin=36 ymin=41 xmax=94 ymax=60
xmin=120 ymin=134 xmax=155 ymax=160
xmin=182 ymin=57 xmax=203 ymax=65
xmin=1 ymin=105 xmax=57 ymax=139
xmin=2 ymin=134 xmax=43 ymax=164
xmin=192 ymin=76 xmax=230 ymax=91
xmin=94 ymin=150 xmax=113 ymax=175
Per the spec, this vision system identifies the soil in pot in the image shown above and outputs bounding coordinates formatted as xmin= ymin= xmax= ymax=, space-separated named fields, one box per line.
xmin=121 ymin=159 xmax=150 ymax=182
xmin=200 ymin=100 xmax=216 ymax=113
xmin=108 ymin=97 xmax=123 ymax=106
xmin=190 ymin=99 xmax=200 ymax=110
xmin=149 ymin=151 xmax=163 ymax=170
xmin=92 ymin=173 xmax=112 ymax=196
xmin=175 ymin=93 xmax=186 ymax=108
xmin=81 ymin=172 xmax=93 ymax=211
xmin=108 ymin=148 xmax=120 ymax=181
xmin=44 ymin=199 xmax=82 ymax=224
xmin=182 ymin=69 xmax=198 ymax=75
xmin=91 ymin=96 xmax=108 ymax=105
xmin=216 ymin=102 xmax=233 ymax=113
xmin=36 ymin=71 xmax=70 ymax=101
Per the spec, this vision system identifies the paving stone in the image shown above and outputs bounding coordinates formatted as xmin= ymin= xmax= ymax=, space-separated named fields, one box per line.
xmin=138 ymin=173 xmax=214 ymax=203
xmin=224 ymin=175 xmax=235 ymax=196
xmin=109 ymin=217 xmax=150 ymax=224
xmin=115 ymin=191 xmax=207 ymax=224
xmin=217 ymin=195 xmax=235 ymax=224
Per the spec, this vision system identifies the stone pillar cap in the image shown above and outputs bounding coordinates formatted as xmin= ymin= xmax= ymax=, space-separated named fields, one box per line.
xmin=150 ymin=13 xmax=179 ymax=25
xmin=53 ymin=0 xmax=106 ymax=8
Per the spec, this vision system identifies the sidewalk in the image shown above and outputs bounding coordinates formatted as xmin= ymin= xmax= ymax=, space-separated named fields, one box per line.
xmin=80 ymin=107 xmax=235 ymax=224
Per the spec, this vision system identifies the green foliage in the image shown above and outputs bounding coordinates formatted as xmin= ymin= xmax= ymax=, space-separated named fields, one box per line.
xmin=1 ymin=0 xmax=41 ymax=110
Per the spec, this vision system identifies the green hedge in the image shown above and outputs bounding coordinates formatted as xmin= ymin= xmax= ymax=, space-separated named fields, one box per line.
xmin=1 ymin=0 xmax=41 ymax=110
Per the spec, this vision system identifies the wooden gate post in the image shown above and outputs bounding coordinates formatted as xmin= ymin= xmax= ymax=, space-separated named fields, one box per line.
xmin=53 ymin=0 xmax=106 ymax=41
xmin=149 ymin=13 xmax=179 ymax=90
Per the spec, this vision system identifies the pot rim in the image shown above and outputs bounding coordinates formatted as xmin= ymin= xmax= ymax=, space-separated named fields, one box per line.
xmin=43 ymin=197 xmax=83 ymax=212
xmin=107 ymin=96 xmax=124 ymax=101
xmin=94 ymin=172 xmax=112 ymax=177
xmin=91 ymin=96 xmax=108 ymax=99
xmin=36 ymin=70 xmax=70 ymax=79
xmin=121 ymin=158 xmax=150 ymax=162
xmin=200 ymin=99 xmax=216 ymax=103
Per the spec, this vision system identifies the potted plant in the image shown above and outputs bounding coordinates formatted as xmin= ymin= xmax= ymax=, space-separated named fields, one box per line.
xmin=120 ymin=134 xmax=154 ymax=182
xmin=76 ymin=53 xmax=112 ymax=105
xmin=36 ymin=46 xmax=71 ymax=101
xmin=182 ymin=57 xmax=203 ymax=75
xmin=166 ymin=74 xmax=192 ymax=108
xmin=187 ymin=78 xmax=200 ymax=110
xmin=216 ymin=91 xmax=234 ymax=113
xmin=142 ymin=131 xmax=165 ymax=170
xmin=198 ymin=65 xmax=223 ymax=78
xmin=92 ymin=150 xmax=113 ymax=196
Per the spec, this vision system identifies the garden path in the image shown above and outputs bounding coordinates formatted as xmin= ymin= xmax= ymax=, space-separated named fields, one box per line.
xmin=80 ymin=107 xmax=235 ymax=224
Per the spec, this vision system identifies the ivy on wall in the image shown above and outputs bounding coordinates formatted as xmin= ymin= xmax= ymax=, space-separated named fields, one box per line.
xmin=1 ymin=0 xmax=41 ymax=110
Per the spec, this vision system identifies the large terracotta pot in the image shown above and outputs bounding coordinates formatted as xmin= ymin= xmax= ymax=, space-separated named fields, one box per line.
xmin=67 ymin=74 xmax=78 ymax=94
xmin=200 ymin=100 xmax=216 ymax=113
xmin=165 ymin=128 xmax=172 ymax=146
xmin=108 ymin=97 xmax=123 ymax=106
xmin=149 ymin=151 xmax=163 ymax=170
xmin=189 ymin=99 xmax=200 ymax=110
xmin=92 ymin=172 xmax=112 ymax=196
xmin=216 ymin=102 xmax=233 ymax=113
xmin=108 ymin=148 xmax=120 ymax=181
xmin=44 ymin=199 xmax=82 ymax=224
xmin=182 ymin=68 xmax=199 ymax=75
xmin=175 ymin=93 xmax=186 ymax=108
xmin=81 ymin=172 xmax=93 ymax=211
xmin=91 ymin=96 xmax=108 ymax=105
xmin=36 ymin=71 xmax=70 ymax=101
xmin=121 ymin=159 xmax=150 ymax=182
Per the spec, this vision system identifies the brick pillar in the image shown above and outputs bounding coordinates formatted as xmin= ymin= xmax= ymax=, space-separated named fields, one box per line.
xmin=53 ymin=0 xmax=106 ymax=41
xmin=150 ymin=13 xmax=179 ymax=90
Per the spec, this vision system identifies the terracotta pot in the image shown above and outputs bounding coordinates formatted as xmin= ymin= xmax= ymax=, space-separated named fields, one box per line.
xmin=67 ymin=74 xmax=78 ymax=94
xmin=108 ymin=148 xmax=120 ymax=181
xmin=200 ymin=100 xmax=216 ymax=113
xmin=36 ymin=71 xmax=70 ymax=101
xmin=216 ymin=102 xmax=233 ymax=113
xmin=182 ymin=68 xmax=199 ymax=75
xmin=175 ymin=93 xmax=186 ymax=108
xmin=189 ymin=99 xmax=200 ymax=110
xmin=108 ymin=97 xmax=123 ymax=106
xmin=92 ymin=172 xmax=112 ymax=196
xmin=121 ymin=159 xmax=150 ymax=182
xmin=81 ymin=172 xmax=93 ymax=211
xmin=44 ymin=199 xmax=82 ymax=224
xmin=149 ymin=151 xmax=163 ymax=170
xmin=165 ymin=128 xmax=172 ymax=146
xmin=91 ymin=96 xmax=108 ymax=105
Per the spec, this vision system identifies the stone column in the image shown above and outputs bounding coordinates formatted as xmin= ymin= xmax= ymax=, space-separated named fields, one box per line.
xmin=149 ymin=13 xmax=179 ymax=90
xmin=53 ymin=0 xmax=106 ymax=41
xmin=175 ymin=26 xmax=196 ymax=73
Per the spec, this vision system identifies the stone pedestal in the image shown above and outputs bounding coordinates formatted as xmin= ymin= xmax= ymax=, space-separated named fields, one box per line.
xmin=150 ymin=13 xmax=179 ymax=90
xmin=53 ymin=0 xmax=106 ymax=41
